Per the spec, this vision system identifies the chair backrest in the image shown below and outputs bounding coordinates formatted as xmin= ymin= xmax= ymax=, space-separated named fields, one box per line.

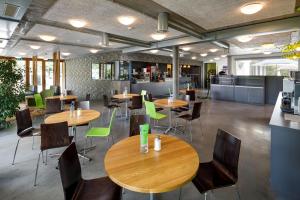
xmin=186 ymin=90 xmax=196 ymax=101
xmin=129 ymin=115 xmax=151 ymax=137
xmin=58 ymin=142 xmax=82 ymax=200
xmin=103 ymin=94 xmax=109 ymax=107
xmin=40 ymin=121 xmax=71 ymax=151
xmin=15 ymin=108 xmax=33 ymax=136
xmin=108 ymin=108 xmax=117 ymax=130
xmin=34 ymin=94 xmax=44 ymax=108
xmin=79 ymin=101 xmax=90 ymax=110
xmin=145 ymin=101 xmax=156 ymax=118
xmin=45 ymin=98 xmax=61 ymax=114
xmin=131 ymin=95 xmax=143 ymax=109
xmin=191 ymin=102 xmax=202 ymax=120
xmin=85 ymin=93 xmax=91 ymax=101
xmin=213 ymin=129 xmax=241 ymax=181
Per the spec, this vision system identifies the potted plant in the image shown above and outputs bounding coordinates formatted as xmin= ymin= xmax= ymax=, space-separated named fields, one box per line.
xmin=0 ymin=59 xmax=25 ymax=128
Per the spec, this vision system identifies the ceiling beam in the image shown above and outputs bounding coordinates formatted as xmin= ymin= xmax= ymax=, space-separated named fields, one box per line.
xmin=111 ymin=0 xmax=229 ymax=49
xmin=33 ymin=19 xmax=151 ymax=48
xmin=122 ymin=16 xmax=300 ymax=53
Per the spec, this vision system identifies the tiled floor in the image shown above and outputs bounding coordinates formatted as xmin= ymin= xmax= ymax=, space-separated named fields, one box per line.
xmin=0 ymin=99 xmax=275 ymax=200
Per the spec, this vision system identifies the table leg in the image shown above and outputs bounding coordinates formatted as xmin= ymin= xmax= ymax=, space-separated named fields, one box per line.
xmin=125 ymin=100 xmax=128 ymax=119
xmin=150 ymin=193 xmax=158 ymax=200
xmin=164 ymin=108 xmax=173 ymax=133
xmin=72 ymin=125 xmax=92 ymax=161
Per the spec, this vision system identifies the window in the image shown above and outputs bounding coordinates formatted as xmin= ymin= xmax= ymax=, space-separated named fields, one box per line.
xmin=16 ymin=60 xmax=26 ymax=84
xmin=45 ymin=61 xmax=53 ymax=89
xmin=235 ymin=58 xmax=298 ymax=76
xmin=91 ymin=63 xmax=100 ymax=79
xmin=37 ymin=61 xmax=42 ymax=92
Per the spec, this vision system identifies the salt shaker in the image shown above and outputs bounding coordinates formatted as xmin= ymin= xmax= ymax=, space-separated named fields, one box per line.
xmin=154 ymin=135 xmax=161 ymax=151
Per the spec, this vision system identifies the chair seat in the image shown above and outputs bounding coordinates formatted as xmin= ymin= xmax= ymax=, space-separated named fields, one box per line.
xmin=152 ymin=112 xmax=167 ymax=120
xmin=155 ymin=107 xmax=164 ymax=112
xmin=177 ymin=114 xmax=193 ymax=121
xmin=86 ymin=127 xmax=110 ymax=137
xmin=192 ymin=161 xmax=236 ymax=194
xmin=73 ymin=177 xmax=121 ymax=200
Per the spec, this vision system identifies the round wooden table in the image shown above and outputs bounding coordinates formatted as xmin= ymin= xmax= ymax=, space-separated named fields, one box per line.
xmin=179 ymin=89 xmax=200 ymax=94
xmin=113 ymin=93 xmax=139 ymax=119
xmin=104 ymin=134 xmax=199 ymax=199
xmin=154 ymin=99 xmax=188 ymax=133
xmin=45 ymin=95 xmax=78 ymax=101
xmin=45 ymin=110 xmax=100 ymax=161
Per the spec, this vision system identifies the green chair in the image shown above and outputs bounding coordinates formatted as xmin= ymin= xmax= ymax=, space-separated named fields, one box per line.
xmin=145 ymin=101 xmax=166 ymax=127
xmin=40 ymin=89 xmax=55 ymax=104
xmin=141 ymin=90 xmax=147 ymax=102
xmin=34 ymin=94 xmax=45 ymax=109
xmin=84 ymin=108 xmax=117 ymax=154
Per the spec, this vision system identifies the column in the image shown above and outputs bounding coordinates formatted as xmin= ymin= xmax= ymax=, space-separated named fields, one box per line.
xmin=42 ymin=60 xmax=46 ymax=91
xmin=25 ymin=59 xmax=30 ymax=87
xmin=32 ymin=56 xmax=38 ymax=86
xmin=172 ymin=46 xmax=179 ymax=98
xmin=53 ymin=51 xmax=60 ymax=86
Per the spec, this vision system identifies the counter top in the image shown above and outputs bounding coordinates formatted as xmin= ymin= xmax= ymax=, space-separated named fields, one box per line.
xmin=269 ymin=92 xmax=300 ymax=130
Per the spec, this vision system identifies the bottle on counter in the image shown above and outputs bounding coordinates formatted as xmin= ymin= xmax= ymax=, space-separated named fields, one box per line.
xmin=154 ymin=135 xmax=161 ymax=151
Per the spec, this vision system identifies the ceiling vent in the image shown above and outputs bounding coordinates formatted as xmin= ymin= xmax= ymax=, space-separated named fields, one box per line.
xmin=3 ymin=3 xmax=20 ymax=18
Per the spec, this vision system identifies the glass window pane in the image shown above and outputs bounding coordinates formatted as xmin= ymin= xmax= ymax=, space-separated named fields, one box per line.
xmin=37 ymin=61 xmax=42 ymax=92
xmin=92 ymin=63 xmax=100 ymax=79
xmin=46 ymin=61 xmax=53 ymax=89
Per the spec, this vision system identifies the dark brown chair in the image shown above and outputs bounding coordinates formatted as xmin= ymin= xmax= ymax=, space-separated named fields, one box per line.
xmin=145 ymin=93 xmax=163 ymax=112
xmin=12 ymin=108 xmax=40 ymax=165
xmin=86 ymin=93 xmax=91 ymax=101
xmin=176 ymin=102 xmax=202 ymax=142
xmin=192 ymin=129 xmax=241 ymax=200
xmin=58 ymin=142 xmax=122 ymax=200
xmin=129 ymin=115 xmax=151 ymax=137
xmin=111 ymin=90 xmax=124 ymax=104
xmin=103 ymin=94 xmax=119 ymax=109
xmin=45 ymin=98 xmax=62 ymax=115
xmin=34 ymin=121 xmax=73 ymax=186
xmin=186 ymin=90 xmax=196 ymax=101
xmin=128 ymin=95 xmax=143 ymax=114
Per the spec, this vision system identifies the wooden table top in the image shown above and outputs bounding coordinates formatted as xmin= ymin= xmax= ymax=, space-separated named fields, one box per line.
xmin=104 ymin=134 xmax=199 ymax=193
xmin=45 ymin=95 xmax=78 ymax=101
xmin=179 ymin=89 xmax=201 ymax=94
xmin=154 ymin=99 xmax=188 ymax=108
xmin=44 ymin=110 xmax=100 ymax=126
xmin=113 ymin=93 xmax=139 ymax=100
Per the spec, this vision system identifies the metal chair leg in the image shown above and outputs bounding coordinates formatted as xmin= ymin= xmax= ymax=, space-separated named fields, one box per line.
xmin=234 ymin=185 xmax=241 ymax=200
xmin=204 ymin=192 xmax=207 ymax=200
xmin=12 ymin=138 xmax=20 ymax=165
xmin=179 ymin=187 xmax=182 ymax=200
xmin=111 ymin=135 xmax=115 ymax=144
xmin=34 ymin=151 xmax=41 ymax=186
xmin=32 ymin=136 xmax=35 ymax=150
xmin=45 ymin=150 xmax=48 ymax=165
xmin=189 ymin=121 xmax=193 ymax=142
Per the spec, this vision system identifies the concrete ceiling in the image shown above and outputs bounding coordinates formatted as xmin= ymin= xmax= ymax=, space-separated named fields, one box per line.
xmin=152 ymin=0 xmax=296 ymax=30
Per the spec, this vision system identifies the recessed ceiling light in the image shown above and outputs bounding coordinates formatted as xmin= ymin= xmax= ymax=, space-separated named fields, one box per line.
xmin=221 ymin=54 xmax=227 ymax=58
xmin=240 ymin=3 xmax=263 ymax=15
xmin=170 ymin=54 xmax=173 ymax=57
xmin=296 ymin=47 xmax=300 ymax=51
xmin=261 ymin=43 xmax=275 ymax=48
xmin=151 ymin=33 xmax=166 ymax=41
xmin=39 ymin=35 xmax=56 ymax=42
xmin=263 ymin=51 xmax=272 ymax=55
xmin=117 ymin=16 xmax=136 ymax=26
xmin=214 ymin=57 xmax=220 ymax=60
xmin=19 ymin=52 xmax=26 ymax=56
xmin=209 ymin=59 xmax=214 ymax=62
xmin=200 ymin=53 xmax=208 ymax=57
xmin=150 ymin=49 xmax=158 ymax=53
xmin=90 ymin=49 xmax=99 ymax=54
xmin=236 ymin=35 xmax=254 ymax=43
xmin=191 ymin=56 xmax=197 ymax=60
xmin=69 ymin=19 xmax=87 ymax=28
xmin=209 ymin=48 xmax=218 ymax=53
xmin=38 ymin=56 xmax=44 ymax=59
xmin=182 ymin=47 xmax=191 ymax=51
xmin=180 ymin=53 xmax=184 ymax=57
xmin=252 ymin=49 xmax=261 ymax=54
xmin=61 ymin=52 xmax=71 ymax=56
xmin=30 ymin=45 xmax=40 ymax=50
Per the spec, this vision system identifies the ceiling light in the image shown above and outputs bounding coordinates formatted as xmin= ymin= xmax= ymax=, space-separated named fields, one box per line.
xmin=263 ymin=51 xmax=272 ymax=55
xmin=296 ymin=47 xmax=300 ymax=51
xmin=221 ymin=54 xmax=227 ymax=58
xmin=39 ymin=35 xmax=56 ymax=42
xmin=209 ymin=48 xmax=218 ymax=53
xmin=214 ymin=57 xmax=220 ymax=60
xmin=252 ymin=49 xmax=261 ymax=54
xmin=182 ymin=47 xmax=191 ymax=51
xmin=236 ymin=35 xmax=254 ymax=43
xmin=61 ymin=52 xmax=71 ymax=56
xmin=30 ymin=45 xmax=40 ymax=50
xmin=200 ymin=53 xmax=207 ymax=57
xmin=170 ymin=54 xmax=173 ymax=57
xmin=261 ymin=43 xmax=275 ymax=48
xmin=38 ymin=56 xmax=44 ymax=59
xmin=69 ymin=19 xmax=87 ymax=28
xmin=117 ymin=16 xmax=136 ymax=26
xmin=150 ymin=49 xmax=158 ymax=53
xmin=19 ymin=52 xmax=26 ymax=56
xmin=90 ymin=49 xmax=99 ymax=54
xmin=180 ymin=53 xmax=184 ymax=57
xmin=240 ymin=3 xmax=263 ymax=15
xmin=151 ymin=33 xmax=166 ymax=41
xmin=191 ymin=56 xmax=197 ymax=60
xmin=209 ymin=59 xmax=214 ymax=62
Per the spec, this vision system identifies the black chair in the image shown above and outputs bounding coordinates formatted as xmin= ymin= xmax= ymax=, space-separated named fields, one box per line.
xmin=192 ymin=129 xmax=241 ymax=200
xmin=111 ymin=90 xmax=124 ymax=104
xmin=45 ymin=98 xmax=62 ymax=115
xmin=34 ymin=121 xmax=73 ymax=186
xmin=145 ymin=93 xmax=163 ymax=112
xmin=85 ymin=93 xmax=91 ymax=101
xmin=128 ymin=95 xmax=143 ymax=114
xmin=58 ymin=142 xmax=122 ymax=200
xmin=129 ymin=115 xmax=151 ymax=137
xmin=12 ymin=108 xmax=40 ymax=165
xmin=176 ymin=102 xmax=202 ymax=142
xmin=186 ymin=90 xmax=196 ymax=101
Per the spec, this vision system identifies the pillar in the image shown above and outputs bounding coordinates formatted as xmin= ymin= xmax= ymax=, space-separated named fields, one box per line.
xmin=25 ymin=59 xmax=30 ymax=87
xmin=53 ymin=51 xmax=60 ymax=86
xmin=172 ymin=46 xmax=179 ymax=98
xmin=42 ymin=60 xmax=46 ymax=91
xmin=32 ymin=56 xmax=38 ymax=86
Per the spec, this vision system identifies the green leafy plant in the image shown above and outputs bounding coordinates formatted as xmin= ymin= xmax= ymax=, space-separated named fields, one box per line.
xmin=0 ymin=59 xmax=25 ymax=128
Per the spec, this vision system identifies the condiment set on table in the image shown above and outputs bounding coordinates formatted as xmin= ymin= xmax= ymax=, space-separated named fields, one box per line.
xmin=139 ymin=124 xmax=161 ymax=153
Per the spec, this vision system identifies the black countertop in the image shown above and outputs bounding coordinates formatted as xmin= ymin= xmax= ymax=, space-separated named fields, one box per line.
xmin=269 ymin=92 xmax=300 ymax=130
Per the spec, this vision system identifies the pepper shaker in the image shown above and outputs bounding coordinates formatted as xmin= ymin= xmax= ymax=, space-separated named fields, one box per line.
xmin=154 ymin=135 xmax=161 ymax=151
